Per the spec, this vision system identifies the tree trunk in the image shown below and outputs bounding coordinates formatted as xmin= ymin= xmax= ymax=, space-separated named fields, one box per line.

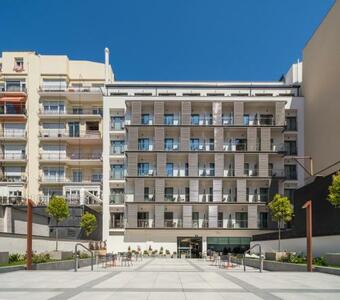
xmin=278 ymin=220 xmax=281 ymax=252
xmin=56 ymin=221 xmax=59 ymax=251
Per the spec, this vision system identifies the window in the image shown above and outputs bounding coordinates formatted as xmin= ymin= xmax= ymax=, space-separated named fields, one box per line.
xmin=5 ymin=80 xmax=22 ymax=92
xmin=260 ymin=114 xmax=274 ymax=125
xmin=166 ymin=163 xmax=174 ymax=176
xmin=44 ymin=102 xmax=64 ymax=114
xmin=286 ymin=117 xmax=297 ymax=131
xmin=73 ymin=107 xmax=83 ymax=114
xmin=244 ymin=163 xmax=249 ymax=176
xmin=192 ymin=212 xmax=199 ymax=227
xmin=141 ymin=114 xmax=150 ymax=125
xmin=285 ymin=165 xmax=297 ymax=180
xmin=164 ymin=114 xmax=174 ymax=125
xmin=144 ymin=187 xmax=150 ymax=201
xmin=43 ymin=168 xmax=64 ymax=181
xmin=243 ymin=114 xmax=250 ymax=125
xmin=235 ymin=212 xmax=248 ymax=228
xmin=284 ymin=189 xmax=295 ymax=203
xmin=235 ymin=138 xmax=247 ymax=151
xmin=72 ymin=170 xmax=82 ymax=182
xmin=164 ymin=187 xmax=174 ymax=201
xmin=191 ymin=114 xmax=200 ymax=125
xmin=14 ymin=58 xmax=24 ymax=71
xmin=138 ymin=163 xmax=150 ymax=176
xmin=284 ymin=141 xmax=297 ymax=155
xmin=68 ymin=122 xmax=80 ymax=137
xmin=259 ymin=188 xmax=269 ymax=202
xmin=86 ymin=121 xmax=99 ymax=131
xmin=190 ymin=138 xmax=200 ymax=150
xmin=111 ymin=140 xmax=125 ymax=154
xmin=42 ymin=79 xmax=66 ymax=91
xmin=164 ymin=138 xmax=174 ymax=151
xmin=258 ymin=212 xmax=268 ymax=228
xmin=111 ymin=116 xmax=124 ymax=130
xmin=138 ymin=138 xmax=149 ymax=151
xmin=111 ymin=164 xmax=124 ymax=179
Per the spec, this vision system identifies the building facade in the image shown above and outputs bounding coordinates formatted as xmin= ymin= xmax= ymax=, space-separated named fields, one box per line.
xmin=103 ymin=78 xmax=304 ymax=255
xmin=0 ymin=51 xmax=113 ymax=205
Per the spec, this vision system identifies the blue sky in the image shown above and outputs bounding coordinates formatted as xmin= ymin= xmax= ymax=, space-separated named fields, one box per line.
xmin=2 ymin=0 xmax=334 ymax=81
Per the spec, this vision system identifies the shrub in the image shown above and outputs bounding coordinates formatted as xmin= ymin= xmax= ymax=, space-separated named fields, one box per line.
xmin=143 ymin=250 xmax=149 ymax=256
xmin=31 ymin=253 xmax=51 ymax=264
xmin=80 ymin=212 xmax=97 ymax=237
xmin=313 ymin=257 xmax=327 ymax=266
xmin=79 ymin=252 xmax=90 ymax=259
xmin=165 ymin=249 xmax=170 ymax=255
xmin=9 ymin=253 xmax=24 ymax=263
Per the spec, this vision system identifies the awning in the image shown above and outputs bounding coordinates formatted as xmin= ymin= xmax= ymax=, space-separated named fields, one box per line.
xmin=0 ymin=97 xmax=26 ymax=103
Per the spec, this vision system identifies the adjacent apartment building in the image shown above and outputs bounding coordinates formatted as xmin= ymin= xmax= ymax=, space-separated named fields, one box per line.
xmin=0 ymin=50 xmax=113 ymax=206
xmin=102 ymin=66 xmax=304 ymax=255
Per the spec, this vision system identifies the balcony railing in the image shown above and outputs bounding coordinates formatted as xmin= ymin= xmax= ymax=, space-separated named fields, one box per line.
xmin=244 ymin=116 xmax=275 ymax=126
xmin=39 ymin=86 xmax=102 ymax=93
xmin=198 ymin=168 xmax=215 ymax=176
xmin=40 ymin=153 xmax=101 ymax=160
xmin=222 ymin=116 xmax=234 ymax=125
xmin=223 ymin=194 xmax=237 ymax=202
xmin=40 ymin=130 xmax=101 ymax=138
xmin=191 ymin=116 xmax=213 ymax=126
xmin=234 ymin=220 xmax=248 ymax=228
xmin=164 ymin=141 xmax=180 ymax=151
xmin=0 ymin=130 xmax=26 ymax=138
xmin=137 ymin=219 xmax=150 ymax=228
xmin=0 ymin=175 xmax=26 ymax=182
xmin=110 ymin=194 xmax=125 ymax=204
xmin=110 ymin=172 xmax=125 ymax=180
xmin=0 ymin=106 xmax=26 ymax=115
xmin=224 ymin=143 xmax=247 ymax=151
xmin=40 ymin=175 xmax=102 ymax=183
xmin=0 ymin=153 xmax=26 ymax=160
xmin=39 ymin=108 xmax=102 ymax=116
xmin=110 ymin=221 xmax=124 ymax=229
xmin=1 ymin=86 xmax=27 ymax=93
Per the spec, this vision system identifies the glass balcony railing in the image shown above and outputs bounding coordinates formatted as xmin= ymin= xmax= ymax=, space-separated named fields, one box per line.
xmin=234 ymin=220 xmax=248 ymax=228
xmin=0 ymin=153 xmax=26 ymax=160
xmin=110 ymin=194 xmax=125 ymax=204
xmin=191 ymin=116 xmax=213 ymax=126
xmin=137 ymin=219 xmax=150 ymax=228
xmin=0 ymin=129 xmax=26 ymax=138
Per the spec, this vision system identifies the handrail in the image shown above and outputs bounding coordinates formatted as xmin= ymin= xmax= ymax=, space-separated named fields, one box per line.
xmin=243 ymin=243 xmax=263 ymax=272
xmin=74 ymin=243 xmax=94 ymax=272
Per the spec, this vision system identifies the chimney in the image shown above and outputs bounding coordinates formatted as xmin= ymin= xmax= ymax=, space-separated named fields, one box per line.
xmin=105 ymin=47 xmax=110 ymax=84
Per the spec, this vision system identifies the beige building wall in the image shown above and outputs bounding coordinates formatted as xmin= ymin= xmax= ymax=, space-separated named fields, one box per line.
xmin=303 ymin=0 xmax=340 ymax=175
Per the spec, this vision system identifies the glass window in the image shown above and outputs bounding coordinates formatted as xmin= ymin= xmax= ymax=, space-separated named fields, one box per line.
xmin=111 ymin=140 xmax=125 ymax=154
xmin=190 ymin=138 xmax=199 ymax=150
xmin=141 ymin=114 xmax=150 ymax=125
xmin=166 ymin=163 xmax=174 ymax=176
xmin=138 ymin=138 xmax=149 ymax=151
xmin=138 ymin=163 xmax=150 ymax=176
xmin=111 ymin=164 xmax=124 ymax=179
xmin=284 ymin=141 xmax=297 ymax=155
xmin=285 ymin=165 xmax=297 ymax=180
xmin=286 ymin=116 xmax=297 ymax=131
xmin=164 ymin=138 xmax=174 ymax=150
xmin=111 ymin=116 xmax=124 ymax=130
xmin=164 ymin=114 xmax=174 ymax=125
xmin=243 ymin=114 xmax=250 ymax=125
xmin=191 ymin=114 xmax=199 ymax=125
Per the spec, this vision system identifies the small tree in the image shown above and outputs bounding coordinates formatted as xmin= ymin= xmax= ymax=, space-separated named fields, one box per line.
xmin=80 ymin=212 xmax=97 ymax=237
xmin=46 ymin=196 xmax=70 ymax=251
xmin=268 ymin=194 xmax=293 ymax=252
xmin=328 ymin=172 xmax=340 ymax=208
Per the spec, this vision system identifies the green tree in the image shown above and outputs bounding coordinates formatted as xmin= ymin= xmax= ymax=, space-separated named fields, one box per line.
xmin=46 ymin=196 xmax=70 ymax=251
xmin=80 ymin=212 xmax=97 ymax=237
xmin=328 ymin=172 xmax=340 ymax=208
xmin=268 ymin=194 xmax=293 ymax=251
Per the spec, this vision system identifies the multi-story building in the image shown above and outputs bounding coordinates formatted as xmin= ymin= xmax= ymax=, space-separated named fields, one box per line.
xmin=103 ymin=73 xmax=304 ymax=256
xmin=0 ymin=50 xmax=113 ymax=205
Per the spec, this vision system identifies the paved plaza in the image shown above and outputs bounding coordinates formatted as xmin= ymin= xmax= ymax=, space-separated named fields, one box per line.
xmin=1 ymin=258 xmax=340 ymax=299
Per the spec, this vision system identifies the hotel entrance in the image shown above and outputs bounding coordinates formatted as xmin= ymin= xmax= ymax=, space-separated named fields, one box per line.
xmin=177 ymin=236 xmax=202 ymax=258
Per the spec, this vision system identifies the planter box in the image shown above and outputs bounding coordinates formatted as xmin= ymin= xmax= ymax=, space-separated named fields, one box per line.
xmin=325 ymin=253 xmax=340 ymax=266
xmin=49 ymin=251 xmax=73 ymax=260
xmin=32 ymin=258 xmax=93 ymax=270
xmin=265 ymin=252 xmax=288 ymax=261
xmin=0 ymin=265 xmax=25 ymax=273
xmin=0 ymin=252 xmax=9 ymax=264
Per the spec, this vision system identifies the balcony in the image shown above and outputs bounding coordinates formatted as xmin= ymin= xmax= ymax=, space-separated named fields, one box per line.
xmin=137 ymin=219 xmax=150 ymax=228
xmin=164 ymin=141 xmax=180 ymax=151
xmin=0 ymin=153 xmax=26 ymax=161
xmin=222 ymin=116 xmax=234 ymax=125
xmin=110 ymin=172 xmax=125 ymax=180
xmin=164 ymin=219 xmax=182 ymax=228
xmin=224 ymin=142 xmax=247 ymax=152
xmin=110 ymin=194 xmax=125 ymax=204
xmin=0 ymin=85 xmax=27 ymax=95
xmin=38 ymin=86 xmax=102 ymax=101
xmin=234 ymin=220 xmax=248 ymax=228
xmin=243 ymin=116 xmax=275 ymax=126
xmin=39 ymin=108 xmax=102 ymax=118
xmin=0 ymin=175 xmax=26 ymax=183
xmin=40 ymin=152 xmax=102 ymax=165
xmin=40 ymin=129 xmax=101 ymax=140
xmin=164 ymin=115 xmax=180 ymax=126
xmin=190 ymin=142 xmax=214 ymax=151
xmin=110 ymin=220 xmax=125 ymax=229
xmin=199 ymin=168 xmax=215 ymax=177
xmin=0 ymin=130 xmax=26 ymax=139
xmin=40 ymin=175 xmax=102 ymax=184
xmin=191 ymin=116 xmax=213 ymax=126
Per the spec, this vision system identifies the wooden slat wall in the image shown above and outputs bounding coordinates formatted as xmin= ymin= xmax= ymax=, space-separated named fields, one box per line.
xmin=189 ymin=153 xmax=198 ymax=176
xmin=234 ymin=102 xmax=244 ymax=125
xmin=247 ymin=127 xmax=257 ymax=151
xmin=155 ymin=205 xmax=165 ymax=228
xmin=209 ymin=205 xmax=218 ymax=228
xmin=128 ymin=127 xmax=138 ymax=151
xmin=212 ymin=102 xmax=222 ymax=125
xmin=214 ymin=127 xmax=224 ymax=151
xmin=260 ymin=128 xmax=271 ymax=151
xmin=127 ymin=204 xmax=137 ymax=228
xmin=155 ymin=179 xmax=165 ymax=202
xmin=248 ymin=205 xmax=258 ymax=228
xmin=154 ymin=101 xmax=164 ymax=125
xmin=154 ymin=127 xmax=164 ymax=151
xmin=181 ymin=101 xmax=191 ymax=125
xmin=234 ymin=153 xmax=244 ymax=177
xmin=275 ymin=101 xmax=285 ymax=126
xmin=131 ymin=101 xmax=141 ymax=125
xmin=180 ymin=127 xmax=190 ymax=151
xmin=157 ymin=153 xmax=166 ymax=176
xmin=259 ymin=153 xmax=269 ymax=177
xmin=183 ymin=205 xmax=192 ymax=228
xmin=134 ymin=178 xmax=144 ymax=202
xmin=190 ymin=179 xmax=199 ymax=202
xmin=213 ymin=179 xmax=222 ymax=202
xmin=127 ymin=153 xmax=137 ymax=176
xmin=237 ymin=179 xmax=247 ymax=202
xmin=215 ymin=153 xmax=224 ymax=176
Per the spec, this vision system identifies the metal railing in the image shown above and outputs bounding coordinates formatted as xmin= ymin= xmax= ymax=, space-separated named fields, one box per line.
xmin=39 ymin=108 xmax=102 ymax=116
xmin=40 ymin=86 xmax=101 ymax=93
xmin=110 ymin=194 xmax=124 ymax=204
xmin=137 ymin=219 xmax=150 ymax=228
xmin=0 ymin=153 xmax=26 ymax=160
xmin=74 ymin=243 xmax=94 ymax=272
xmin=0 ymin=130 xmax=26 ymax=138
xmin=243 ymin=243 xmax=263 ymax=273
xmin=0 ymin=175 xmax=26 ymax=183
xmin=40 ymin=129 xmax=101 ymax=138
